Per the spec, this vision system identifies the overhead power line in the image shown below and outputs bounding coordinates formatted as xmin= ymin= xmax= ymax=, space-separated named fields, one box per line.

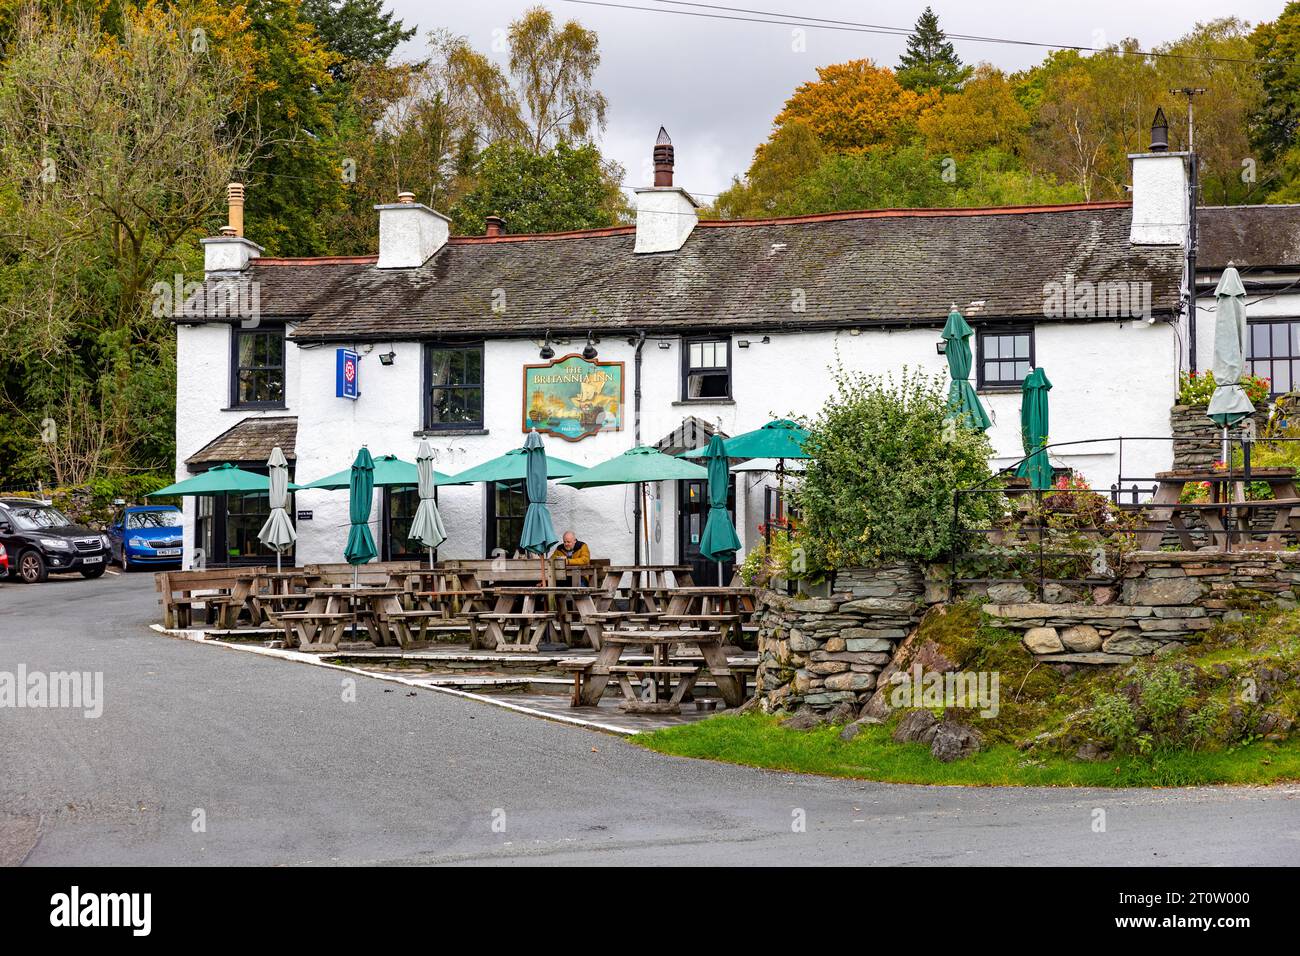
xmin=557 ymin=0 xmax=1277 ymax=67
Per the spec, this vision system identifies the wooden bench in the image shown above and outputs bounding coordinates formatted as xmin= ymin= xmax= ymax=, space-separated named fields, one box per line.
xmin=279 ymin=610 xmax=358 ymax=652
xmin=559 ymin=657 xmax=598 ymax=706
xmin=609 ymin=664 xmax=701 ymax=713
xmin=155 ymin=567 xmax=266 ymax=628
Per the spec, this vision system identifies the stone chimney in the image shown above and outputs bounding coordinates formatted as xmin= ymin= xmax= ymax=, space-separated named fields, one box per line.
xmin=1129 ymin=110 xmax=1190 ymax=246
xmin=201 ymin=181 xmax=261 ymax=274
xmin=375 ymin=191 xmax=450 ymax=268
xmin=635 ymin=127 xmax=698 ymax=254
xmin=485 ymin=215 xmax=506 ymax=238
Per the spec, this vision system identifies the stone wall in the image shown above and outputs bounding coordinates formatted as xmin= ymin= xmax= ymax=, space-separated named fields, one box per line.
xmin=756 ymin=563 xmax=931 ymax=713
xmin=983 ymin=551 xmax=1300 ymax=664
xmin=1170 ymin=403 xmax=1266 ymax=471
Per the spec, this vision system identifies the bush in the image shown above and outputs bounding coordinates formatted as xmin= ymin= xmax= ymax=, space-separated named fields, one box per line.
xmin=1178 ymin=369 xmax=1269 ymax=406
xmin=795 ymin=367 xmax=994 ymax=567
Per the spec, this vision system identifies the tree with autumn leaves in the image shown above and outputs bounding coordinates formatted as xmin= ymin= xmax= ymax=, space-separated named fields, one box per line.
xmin=713 ymin=9 xmax=1285 ymax=218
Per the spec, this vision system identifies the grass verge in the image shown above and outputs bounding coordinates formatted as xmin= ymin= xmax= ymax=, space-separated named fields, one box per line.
xmin=637 ymin=712 xmax=1300 ymax=788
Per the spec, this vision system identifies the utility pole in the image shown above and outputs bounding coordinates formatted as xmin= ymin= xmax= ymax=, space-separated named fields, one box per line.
xmin=1170 ymin=88 xmax=1206 ymax=372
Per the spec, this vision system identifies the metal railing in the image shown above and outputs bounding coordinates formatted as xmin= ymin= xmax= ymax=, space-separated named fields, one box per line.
xmin=949 ymin=433 xmax=1300 ymax=601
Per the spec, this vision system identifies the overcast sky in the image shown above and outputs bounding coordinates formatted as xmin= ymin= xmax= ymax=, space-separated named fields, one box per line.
xmin=389 ymin=1 xmax=1286 ymax=199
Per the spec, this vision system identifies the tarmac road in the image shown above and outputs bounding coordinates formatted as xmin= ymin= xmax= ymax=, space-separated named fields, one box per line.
xmin=1 ymin=571 xmax=1298 ymax=866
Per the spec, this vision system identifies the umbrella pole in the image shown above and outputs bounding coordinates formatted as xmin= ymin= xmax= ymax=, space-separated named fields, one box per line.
xmin=641 ymin=482 xmax=650 ymax=566
xmin=428 ymin=546 xmax=434 ymax=571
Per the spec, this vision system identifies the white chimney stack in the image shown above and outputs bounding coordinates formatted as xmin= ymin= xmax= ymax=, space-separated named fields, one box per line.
xmin=375 ymin=192 xmax=450 ymax=268
xmin=635 ymin=128 xmax=698 ymax=254
xmin=1128 ymin=110 xmax=1190 ymax=246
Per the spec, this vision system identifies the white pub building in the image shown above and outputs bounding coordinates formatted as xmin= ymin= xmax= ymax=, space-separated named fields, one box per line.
xmin=174 ymin=122 xmax=1289 ymax=577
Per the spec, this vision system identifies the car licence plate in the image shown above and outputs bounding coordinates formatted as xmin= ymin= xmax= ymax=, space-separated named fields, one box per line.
xmin=157 ymin=548 xmax=181 ymax=557
xmin=82 ymin=555 xmax=102 ymax=564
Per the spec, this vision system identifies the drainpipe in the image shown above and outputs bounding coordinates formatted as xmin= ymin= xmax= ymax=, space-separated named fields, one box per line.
xmin=632 ymin=330 xmax=647 ymax=564
xmin=1187 ymin=152 xmax=1199 ymax=373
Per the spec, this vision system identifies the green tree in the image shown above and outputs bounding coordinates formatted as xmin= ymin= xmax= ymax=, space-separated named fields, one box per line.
xmin=0 ymin=4 xmax=251 ymax=483
xmin=300 ymin=0 xmax=414 ymax=80
xmin=441 ymin=5 xmax=608 ymax=154
xmin=897 ymin=6 xmax=972 ymax=94
xmin=796 ymin=367 xmax=993 ymax=568
xmin=449 ymin=141 xmax=624 ymax=235
xmin=710 ymin=120 xmax=824 ymax=218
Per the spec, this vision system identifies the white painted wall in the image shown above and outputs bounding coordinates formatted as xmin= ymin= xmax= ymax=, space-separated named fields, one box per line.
xmin=174 ymin=321 xmax=302 ymax=568
xmin=175 ymin=319 xmax=1179 ymax=568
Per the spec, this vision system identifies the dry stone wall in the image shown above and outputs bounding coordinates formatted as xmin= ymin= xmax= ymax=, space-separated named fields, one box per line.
xmin=983 ymin=551 xmax=1300 ymax=664
xmin=756 ymin=563 xmax=933 ymax=713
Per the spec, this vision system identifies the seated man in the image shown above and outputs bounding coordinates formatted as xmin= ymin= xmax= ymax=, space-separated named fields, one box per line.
xmin=555 ymin=530 xmax=590 ymax=566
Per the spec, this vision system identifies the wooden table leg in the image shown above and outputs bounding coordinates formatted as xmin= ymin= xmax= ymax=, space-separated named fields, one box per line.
xmin=578 ymin=643 xmax=624 ymax=706
xmin=698 ymin=641 xmax=741 ymax=707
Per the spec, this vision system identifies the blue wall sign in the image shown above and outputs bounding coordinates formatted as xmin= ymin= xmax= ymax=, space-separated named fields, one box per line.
xmin=336 ymin=349 xmax=360 ymax=400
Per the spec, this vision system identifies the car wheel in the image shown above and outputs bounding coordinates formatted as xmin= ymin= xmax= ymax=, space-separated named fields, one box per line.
xmin=18 ymin=550 xmax=47 ymax=584
xmin=80 ymin=564 xmax=106 ymax=579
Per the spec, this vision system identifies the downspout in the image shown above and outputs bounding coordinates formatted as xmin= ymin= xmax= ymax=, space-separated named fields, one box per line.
xmin=632 ymin=329 xmax=647 ymax=565
xmin=1187 ymin=151 xmax=1199 ymax=373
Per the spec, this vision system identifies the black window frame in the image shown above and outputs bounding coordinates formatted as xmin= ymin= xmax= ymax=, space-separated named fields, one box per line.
xmin=422 ymin=341 xmax=485 ymax=431
xmin=680 ymin=336 xmax=732 ymax=401
xmin=1245 ymin=317 xmax=1300 ymax=397
xmin=976 ymin=325 xmax=1035 ymax=390
xmin=229 ymin=323 xmax=287 ymax=409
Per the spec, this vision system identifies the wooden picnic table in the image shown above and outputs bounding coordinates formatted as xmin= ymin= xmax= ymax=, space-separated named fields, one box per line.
xmin=473 ymin=586 xmax=603 ymax=652
xmin=1135 ymin=467 xmax=1300 ymax=550
xmin=575 ymin=630 xmax=743 ymax=712
xmin=662 ymin=586 xmax=757 ymax=618
xmin=281 ymin=586 xmax=406 ymax=652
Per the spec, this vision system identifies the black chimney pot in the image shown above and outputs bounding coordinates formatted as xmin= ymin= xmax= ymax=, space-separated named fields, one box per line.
xmin=1150 ymin=108 xmax=1169 ymax=152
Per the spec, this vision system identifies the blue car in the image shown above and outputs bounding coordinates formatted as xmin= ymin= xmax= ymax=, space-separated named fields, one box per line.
xmin=107 ymin=505 xmax=183 ymax=570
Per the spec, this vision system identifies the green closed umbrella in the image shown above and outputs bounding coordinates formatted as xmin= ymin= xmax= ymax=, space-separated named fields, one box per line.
xmin=1207 ymin=266 xmax=1255 ymax=431
xmin=149 ymin=462 xmax=291 ymax=496
xmin=698 ymin=434 xmax=741 ymax=583
xmin=518 ymin=430 xmax=558 ymax=560
xmin=1015 ymin=368 xmax=1053 ymax=490
xmin=942 ymin=308 xmax=992 ymax=431
xmin=344 ymin=447 xmax=377 ymax=568
xmin=304 ymin=453 xmax=452 ymax=489
xmin=408 ymin=440 xmax=447 ymax=568
xmin=256 ymin=447 xmax=296 ymax=572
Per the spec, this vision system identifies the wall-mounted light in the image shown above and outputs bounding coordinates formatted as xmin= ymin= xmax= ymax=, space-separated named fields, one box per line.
xmin=540 ymin=330 xmax=555 ymax=360
xmin=582 ymin=332 xmax=598 ymax=361
xmin=657 ymin=340 xmax=671 ymax=350
xmin=736 ymin=335 xmax=770 ymax=349
xmin=935 ymin=340 xmax=947 ymax=355
xmin=379 ymin=349 xmax=396 ymax=366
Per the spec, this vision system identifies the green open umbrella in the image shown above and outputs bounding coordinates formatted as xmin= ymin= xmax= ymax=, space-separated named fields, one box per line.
xmin=558 ymin=445 xmax=706 ymax=488
xmin=1015 ymin=368 xmax=1054 ymax=490
xmin=1207 ymin=266 xmax=1256 ymax=431
xmin=256 ymin=447 xmax=296 ymax=572
xmin=942 ymin=308 xmax=992 ymax=431
xmin=148 ymin=462 xmax=292 ymax=496
xmin=344 ymin=447 xmax=377 ymax=567
xmin=698 ymin=434 xmax=741 ymax=583
xmin=445 ymin=447 xmax=582 ymax=485
xmin=681 ymin=419 xmax=810 ymax=460
xmin=518 ymin=432 xmax=558 ymax=582
xmin=303 ymin=453 xmax=452 ymax=489
xmin=408 ymin=440 xmax=447 ymax=568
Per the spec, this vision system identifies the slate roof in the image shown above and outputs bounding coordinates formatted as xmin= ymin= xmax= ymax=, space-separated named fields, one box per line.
xmin=182 ymin=203 xmax=1184 ymax=341
xmin=1198 ymin=205 xmax=1300 ymax=270
xmin=186 ymin=416 xmax=297 ymax=467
